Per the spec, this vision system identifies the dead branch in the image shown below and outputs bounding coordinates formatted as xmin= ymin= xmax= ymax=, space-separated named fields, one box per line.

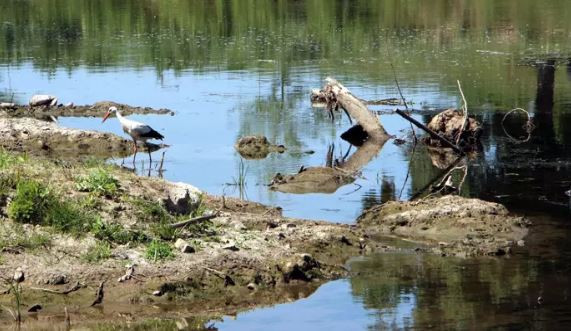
xmin=501 ymin=108 xmax=534 ymax=143
xmin=395 ymin=109 xmax=465 ymax=155
xmin=410 ymin=156 xmax=466 ymax=200
xmin=30 ymin=281 xmax=82 ymax=295
xmin=456 ymin=80 xmax=469 ymax=145
xmin=170 ymin=212 xmax=219 ymax=229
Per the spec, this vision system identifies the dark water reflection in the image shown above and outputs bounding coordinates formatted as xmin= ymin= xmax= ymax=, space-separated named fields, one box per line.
xmin=1 ymin=0 xmax=571 ymax=329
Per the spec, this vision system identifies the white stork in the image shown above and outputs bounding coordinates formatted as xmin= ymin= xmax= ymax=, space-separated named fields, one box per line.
xmin=102 ymin=106 xmax=164 ymax=163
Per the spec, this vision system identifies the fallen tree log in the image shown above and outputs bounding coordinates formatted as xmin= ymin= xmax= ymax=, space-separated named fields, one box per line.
xmin=315 ymin=78 xmax=389 ymax=141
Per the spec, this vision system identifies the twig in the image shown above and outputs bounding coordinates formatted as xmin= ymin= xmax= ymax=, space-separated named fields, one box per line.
xmin=391 ymin=62 xmax=418 ymax=143
xmin=456 ymin=80 xmax=469 ymax=145
xmin=170 ymin=212 xmax=218 ymax=229
xmin=501 ymin=108 xmax=534 ymax=143
xmin=398 ymin=143 xmax=417 ymax=200
xmin=410 ymin=156 xmax=466 ymax=200
xmin=395 ymin=109 xmax=464 ymax=155
xmin=202 ymin=266 xmax=225 ymax=279
xmin=30 ymin=281 xmax=82 ymax=295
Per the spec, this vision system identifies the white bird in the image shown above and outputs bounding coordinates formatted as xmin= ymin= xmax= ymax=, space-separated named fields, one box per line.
xmin=102 ymin=106 xmax=164 ymax=163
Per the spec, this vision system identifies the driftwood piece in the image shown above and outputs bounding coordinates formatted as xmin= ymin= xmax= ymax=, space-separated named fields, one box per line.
xmin=395 ymin=109 xmax=465 ymax=155
xmin=170 ymin=212 xmax=218 ymax=229
xmin=317 ymin=78 xmax=389 ymax=141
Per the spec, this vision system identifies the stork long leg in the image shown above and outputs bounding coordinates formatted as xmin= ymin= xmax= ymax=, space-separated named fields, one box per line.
xmin=132 ymin=139 xmax=138 ymax=164
xmin=146 ymin=142 xmax=152 ymax=166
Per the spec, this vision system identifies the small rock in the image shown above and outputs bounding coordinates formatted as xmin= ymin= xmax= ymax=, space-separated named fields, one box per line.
xmin=266 ymin=221 xmax=279 ymax=229
xmin=340 ymin=236 xmax=352 ymax=246
xmin=13 ymin=268 xmax=25 ymax=283
xmin=29 ymin=94 xmax=58 ymax=107
xmin=247 ymin=283 xmax=256 ymax=291
xmin=162 ymin=182 xmax=202 ymax=215
xmin=517 ymin=240 xmax=525 ymax=247
xmin=45 ymin=273 xmax=68 ymax=285
xmin=223 ymin=244 xmax=239 ymax=252
xmin=0 ymin=102 xmax=16 ymax=109
xmin=538 ymin=296 xmax=544 ymax=304
xmin=27 ymin=304 xmax=42 ymax=313
xmin=152 ymin=290 xmax=163 ymax=296
xmin=175 ymin=239 xmax=195 ymax=254
xmin=64 ymin=102 xmax=74 ymax=108
xmin=278 ymin=233 xmax=286 ymax=240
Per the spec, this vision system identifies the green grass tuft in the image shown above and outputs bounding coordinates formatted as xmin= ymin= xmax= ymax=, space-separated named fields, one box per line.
xmin=83 ymin=241 xmax=112 ymax=263
xmin=7 ymin=179 xmax=95 ymax=236
xmin=91 ymin=218 xmax=148 ymax=245
xmin=145 ymin=240 xmax=173 ymax=262
xmin=7 ymin=180 xmax=53 ymax=224
xmin=0 ymin=149 xmax=26 ymax=170
xmin=75 ymin=168 xmax=120 ymax=197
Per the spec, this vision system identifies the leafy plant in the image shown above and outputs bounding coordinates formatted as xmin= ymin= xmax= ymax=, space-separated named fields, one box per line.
xmin=75 ymin=168 xmax=119 ymax=197
xmin=7 ymin=180 xmax=52 ymax=224
xmin=0 ymin=150 xmax=25 ymax=170
xmin=7 ymin=179 xmax=94 ymax=236
xmin=91 ymin=218 xmax=148 ymax=245
xmin=145 ymin=240 xmax=173 ymax=262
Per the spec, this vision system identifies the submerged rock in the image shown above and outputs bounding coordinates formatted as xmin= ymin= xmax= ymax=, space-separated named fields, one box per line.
xmin=358 ymin=195 xmax=529 ymax=257
xmin=235 ymin=135 xmax=285 ymax=159
xmin=270 ymin=167 xmax=354 ymax=194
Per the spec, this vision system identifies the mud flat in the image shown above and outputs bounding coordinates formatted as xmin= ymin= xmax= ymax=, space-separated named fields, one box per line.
xmin=1 ymin=100 xmax=174 ymax=119
xmin=0 ymin=115 xmax=162 ymax=157
xmin=0 ymin=149 xmax=530 ymax=328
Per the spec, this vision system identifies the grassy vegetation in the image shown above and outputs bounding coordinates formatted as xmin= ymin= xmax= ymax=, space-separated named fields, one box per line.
xmin=0 ymin=225 xmax=51 ymax=251
xmin=75 ymin=167 xmax=120 ymax=197
xmin=7 ymin=179 xmax=94 ymax=235
xmin=145 ymin=240 xmax=173 ymax=262
xmin=83 ymin=241 xmax=112 ymax=263
xmin=91 ymin=218 xmax=148 ymax=245
xmin=0 ymin=151 xmax=215 ymax=265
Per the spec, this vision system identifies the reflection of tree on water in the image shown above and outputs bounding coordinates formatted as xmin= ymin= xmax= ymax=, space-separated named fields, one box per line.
xmin=349 ymin=247 xmax=571 ymax=329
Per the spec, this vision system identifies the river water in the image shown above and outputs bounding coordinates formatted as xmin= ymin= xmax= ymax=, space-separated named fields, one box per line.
xmin=1 ymin=0 xmax=571 ymax=329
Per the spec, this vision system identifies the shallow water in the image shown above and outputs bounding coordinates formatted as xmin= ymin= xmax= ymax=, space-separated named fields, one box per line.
xmin=2 ymin=0 xmax=571 ymax=329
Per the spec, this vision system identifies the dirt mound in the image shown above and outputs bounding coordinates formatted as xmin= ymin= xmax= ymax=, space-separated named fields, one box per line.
xmin=358 ymin=195 xmax=529 ymax=257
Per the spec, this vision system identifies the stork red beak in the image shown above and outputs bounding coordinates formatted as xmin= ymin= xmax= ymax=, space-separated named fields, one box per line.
xmin=102 ymin=111 xmax=111 ymax=123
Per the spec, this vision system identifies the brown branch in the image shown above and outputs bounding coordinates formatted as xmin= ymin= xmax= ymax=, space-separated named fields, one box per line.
xmin=395 ymin=109 xmax=465 ymax=155
xmin=170 ymin=212 xmax=218 ymax=229
xmin=30 ymin=281 xmax=82 ymax=295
